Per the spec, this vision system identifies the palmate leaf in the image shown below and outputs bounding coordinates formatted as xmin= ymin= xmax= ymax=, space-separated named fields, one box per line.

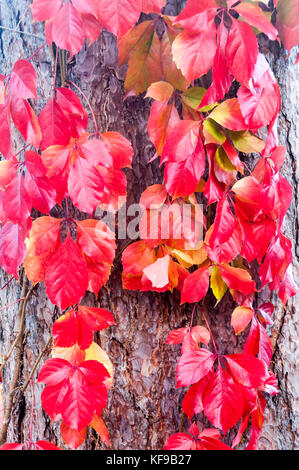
xmin=119 ymin=17 xmax=186 ymax=95
xmin=164 ymin=423 xmax=232 ymax=450
xmin=41 ymin=130 xmax=132 ymax=214
xmin=38 ymin=358 xmax=109 ymax=431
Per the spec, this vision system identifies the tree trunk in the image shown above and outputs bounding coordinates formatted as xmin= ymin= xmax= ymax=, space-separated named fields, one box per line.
xmin=0 ymin=0 xmax=298 ymax=450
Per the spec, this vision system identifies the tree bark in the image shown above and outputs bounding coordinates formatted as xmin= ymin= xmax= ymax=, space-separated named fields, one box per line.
xmin=0 ymin=0 xmax=298 ymax=450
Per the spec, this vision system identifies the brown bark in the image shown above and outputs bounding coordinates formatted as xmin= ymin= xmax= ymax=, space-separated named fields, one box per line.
xmin=0 ymin=0 xmax=298 ymax=450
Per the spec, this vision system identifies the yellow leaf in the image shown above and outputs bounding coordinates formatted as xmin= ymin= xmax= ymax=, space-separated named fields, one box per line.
xmin=203 ymin=119 xmax=226 ymax=145
xmin=171 ymin=244 xmax=207 ymax=268
xmin=210 ymin=266 xmax=228 ymax=303
xmin=85 ymin=342 xmax=114 ymax=389
xmin=228 ymin=130 xmax=265 ymax=153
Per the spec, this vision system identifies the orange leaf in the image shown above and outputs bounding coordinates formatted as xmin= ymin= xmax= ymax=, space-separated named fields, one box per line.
xmin=231 ymin=306 xmax=255 ymax=335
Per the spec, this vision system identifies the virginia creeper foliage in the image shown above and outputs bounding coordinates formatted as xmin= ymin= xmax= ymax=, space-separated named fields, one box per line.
xmin=0 ymin=0 xmax=298 ymax=450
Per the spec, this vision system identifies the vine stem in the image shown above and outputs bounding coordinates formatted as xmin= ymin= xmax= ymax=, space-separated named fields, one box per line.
xmin=0 ymin=297 xmax=24 ymax=313
xmin=14 ymin=144 xmax=31 ymax=161
xmin=0 ymin=276 xmax=14 ymax=290
xmin=27 ymin=41 xmax=47 ymax=62
xmin=0 ymin=26 xmax=44 ymax=41
xmin=189 ymin=303 xmax=197 ymax=328
xmin=0 ymin=280 xmax=35 ymax=444
xmin=0 ymin=285 xmax=35 ymax=375
xmin=21 ymin=335 xmax=53 ymax=394
xmin=179 ymin=303 xmax=202 ymax=432
xmin=201 ymin=308 xmax=219 ymax=355
xmin=52 ymin=48 xmax=58 ymax=95
xmin=68 ymin=79 xmax=99 ymax=135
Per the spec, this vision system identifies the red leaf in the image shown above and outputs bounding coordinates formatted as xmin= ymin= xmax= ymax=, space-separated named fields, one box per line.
xmin=0 ymin=443 xmax=24 ymax=450
xmin=205 ymin=219 xmax=242 ymax=265
xmin=226 ymin=18 xmax=258 ymax=87
xmin=60 ymin=421 xmax=86 ymax=449
xmin=24 ymin=151 xmax=57 ymax=214
xmin=53 ymin=306 xmax=115 ymax=350
xmin=209 ymin=197 xmax=235 ymax=249
xmin=0 ymin=223 xmax=27 ymax=278
xmin=9 ymin=60 xmax=37 ymax=100
xmin=278 ymin=268 xmax=297 ymax=305
xmin=2 ymin=173 xmax=31 ymax=226
xmin=53 ymin=309 xmax=80 ymax=348
xmin=164 ymin=433 xmax=194 ymax=450
xmin=78 ymin=305 xmax=115 ymax=332
xmin=166 ymin=326 xmax=210 ymax=349
xmin=51 ymin=2 xmax=84 ymax=57
xmin=225 ymin=353 xmax=267 ymax=388
xmin=34 ymin=441 xmax=61 ymax=450
xmin=101 ymin=132 xmax=133 ymax=169
xmin=276 ymin=0 xmax=299 ymax=51
xmin=238 ymin=85 xmax=279 ymax=130
xmin=97 ymin=0 xmax=142 ymax=37
xmin=165 ymin=327 xmax=188 ymax=345
xmin=38 ymin=97 xmax=72 ymax=150
xmin=10 ymin=97 xmax=42 ymax=148
xmin=172 ymin=29 xmax=217 ymax=83
xmin=76 ymin=219 xmax=116 ymax=266
xmin=45 ymin=233 xmax=88 ymax=310
xmin=244 ymin=317 xmax=273 ymax=367
xmin=259 ymin=233 xmax=292 ymax=290
xmin=0 ymin=160 xmax=18 ymax=191
xmin=56 ymin=87 xmax=88 ymax=137
xmin=147 ymin=100 xmax=180 ymax=157
xmin=142 ymin=0 xmax=165 ymax=13
xmin=0 ymin=100 xmax=13 ymax=159
xmin=234 ymin=2 xmax=278 ymax=41
xmin=202 ymin=366 xmax=246 ymax=433
xmin=32 ymin=0 xmax=62 ymax=22
xmin=25 ymin=216 xmax=61 ymax=257
xmin=67 ymin=156 xmax=105 ymax=214
xmin=239 ymin=217 xmax=277 ymax=264
xmin=199 ymin=19 xmax=233 ymax=107
xmin=219 ymin=264 xmax=256 ymax=295
xmin=182 ymin=374 xmax=211 ymax=418
xmin=174 ymin=0 xmax=218 ymax=34
xmin=71 ymin=0 xmax=99 ymax=17
xmin=162 ymin=121 xmax=206 ymax=198
xmin=181 ymin=265 xmax=210 ymax=304
xmin=140 ymin=184 xmax=167 ymax=210
xmin=176 ymin=348 xmax=215 ymax=387
xmin=39 ymin=358 xmax=109 ymax=430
